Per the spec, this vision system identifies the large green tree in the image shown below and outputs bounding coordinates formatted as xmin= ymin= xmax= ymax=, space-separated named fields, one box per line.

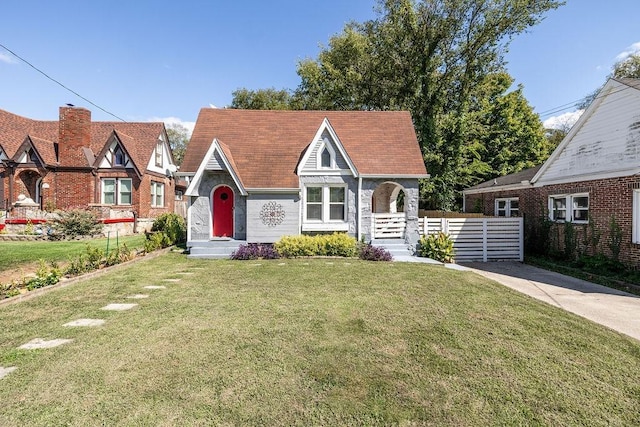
xmin=231 ymin=88 xmax=294 ymax=110
xmin=294 ymin=0 xmax=563 ymax=209
xmin=166 ymin=123 xmax=190 ymax=166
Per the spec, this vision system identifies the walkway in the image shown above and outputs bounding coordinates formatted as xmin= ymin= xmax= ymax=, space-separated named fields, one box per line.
xmin=463 ymin=262 xmax=640 ymax=342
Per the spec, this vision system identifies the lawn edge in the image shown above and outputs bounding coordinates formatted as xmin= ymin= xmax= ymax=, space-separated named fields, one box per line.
xmin=0 ymin=247 xmax=175 ymax=307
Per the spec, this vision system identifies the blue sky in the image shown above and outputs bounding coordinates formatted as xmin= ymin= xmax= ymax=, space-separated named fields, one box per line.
xmin=1 ymin=0 xmax=639 ymax=132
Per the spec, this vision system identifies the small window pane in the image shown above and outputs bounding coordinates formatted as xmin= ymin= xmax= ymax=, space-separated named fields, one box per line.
xmin=103 ymin=179 xmax=115 ymax=204
xmin=307 ymin=205 xmax=322 ymax=220
xmin=307 ymin=187 xmax=322 ymax=202
xmin=330 ymin=204 xmax=344 ymax=220
xmin=330 ymin=187 xmax=344 ymax=203
xmin=573 ymin=196 xmax=588 ymax=209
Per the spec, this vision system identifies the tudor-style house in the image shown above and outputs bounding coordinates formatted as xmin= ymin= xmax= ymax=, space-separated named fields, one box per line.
xmin=180 ymin=109 xmax=428 ymax=253
xmin=0 ymin=106 xmax=177 ymax=229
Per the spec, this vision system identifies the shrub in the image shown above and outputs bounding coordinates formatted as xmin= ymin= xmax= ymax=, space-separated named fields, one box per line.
xmin=144 ymin=231 xmax=171 ymax=253
xmin=105 ymin=243 xmax=134 ymax=266
xmin=0 ymin=281 xmax=21 ymax=299
xmin=358 ymin=244 xmax=392 ymax=261
xmin=274 ymin=233 xmax=358 ymax=258
xmin=150 ymin=213 xmax=186 ymax=246
xmin=25 ymin=260 xmax=62 ymax=291
xmin=418 ymin=232 xmax=455 ymax=263
xmin=52 ymin=209 xmax=102 ymax=238
xmin=231 ymin=243 xmax=280 ymax=260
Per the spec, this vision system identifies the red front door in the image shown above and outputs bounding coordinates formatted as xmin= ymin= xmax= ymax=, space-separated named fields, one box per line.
xmin=213 ymin=186 xmax=234 ymax=237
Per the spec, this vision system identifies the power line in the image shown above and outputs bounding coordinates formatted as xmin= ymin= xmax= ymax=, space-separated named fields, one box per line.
xmin=0 ymin=43 xmax=126 ymax=122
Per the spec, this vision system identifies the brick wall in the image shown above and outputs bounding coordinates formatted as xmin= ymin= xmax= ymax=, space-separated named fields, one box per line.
xmin=465 ymin=175 xmax=640 ymax=268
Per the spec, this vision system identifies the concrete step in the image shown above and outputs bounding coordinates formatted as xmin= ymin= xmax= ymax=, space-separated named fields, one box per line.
xmin=187 ymin=239 xmax=245 ymax=259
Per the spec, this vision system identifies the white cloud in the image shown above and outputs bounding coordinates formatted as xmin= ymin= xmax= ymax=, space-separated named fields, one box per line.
xmin=0 ymin=52 xmax=16 ymax=64
xmin=615 ymin=41 xmax=640 ymax=62
xmin=543 ymin=109 xmax=584 ymax=130
xmin=149 ymin=116 xmax=195 ymax=135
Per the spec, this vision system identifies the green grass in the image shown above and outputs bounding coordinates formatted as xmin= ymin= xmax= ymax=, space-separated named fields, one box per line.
xmin=0 ymin=254 xmax=639 ymax=426
xmin=0 ymin=234 xmax=146 ymax=273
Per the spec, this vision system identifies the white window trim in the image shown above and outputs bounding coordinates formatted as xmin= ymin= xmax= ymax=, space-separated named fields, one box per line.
xmin=102 ymin=178 xmax=132 ymax=206
xmin=151 ymin=181 xmax=164 ymax=208
xmin=316 ymin=140 xmax=336 ymax=170
xmin=155 ymin=140 xmax=163 ymax=167
xmin=302 ymin=184 xmax=348 ymax=231
xmin=495 ymin=197 xmax=519 ymax=218
xmin=548 ymin=193 xmax=589 ymax=223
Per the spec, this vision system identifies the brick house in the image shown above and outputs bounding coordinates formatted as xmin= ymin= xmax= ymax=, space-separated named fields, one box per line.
xmin=463 ymin=78 xmax=640 ymax=268
xmin=0 ymin=106 xmax=177 ymax=231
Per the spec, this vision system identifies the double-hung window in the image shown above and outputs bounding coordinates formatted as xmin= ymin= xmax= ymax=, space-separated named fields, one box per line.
xmin=549 ymin=193 xmax=588 ymax=223
xmin=102 ymin=178 xmax=132 ymax=205
xmin=304 ymin=185 xmax=347 ymax=230
xmin=495 ymin=198 xmax=519 ymax=217
xmin=151 ymin=181 xmax=164 ymax=207
xmin=155 ymin=141 xmax=163 ymax=167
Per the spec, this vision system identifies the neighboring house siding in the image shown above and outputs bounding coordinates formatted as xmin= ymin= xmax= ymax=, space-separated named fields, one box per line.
xmin=538 ymin=83 xmax=640 ymax=184
xmin=190 ymin=171 xmax=247 ymax=240
xmin=246 ymin=194 xmax=300 ymax=243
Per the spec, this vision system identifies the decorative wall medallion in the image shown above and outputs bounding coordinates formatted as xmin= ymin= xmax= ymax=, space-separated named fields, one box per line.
xmin=260 ymin=201 xmax=285 ymax=227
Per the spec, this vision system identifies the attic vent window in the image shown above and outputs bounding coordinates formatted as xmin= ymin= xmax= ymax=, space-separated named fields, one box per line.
xmin=114 ymin=146 xmax=124 ymax=166
xmin=28 ymin=148 xmax=37 ymax=163
xmin=321 ymin=147 xmax=331 ymax=168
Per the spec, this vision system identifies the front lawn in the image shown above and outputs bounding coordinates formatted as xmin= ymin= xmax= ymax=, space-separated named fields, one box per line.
xmin=0 ymin=234 xmax=145 ymax=274
xmin=0 ymin=254 xmax=638 ymax=426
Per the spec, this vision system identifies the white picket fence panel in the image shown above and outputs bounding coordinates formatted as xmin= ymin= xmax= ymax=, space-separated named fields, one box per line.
xmin=372 ymin=213 xmax=406 ymax=239
xmin=419 ymin=217 xmax=523 ymax=262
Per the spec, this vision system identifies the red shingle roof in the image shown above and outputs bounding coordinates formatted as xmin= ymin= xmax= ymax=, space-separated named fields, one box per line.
xmin=0 ymin=108 xmax=164 ymax=169
xmin=182 ymin=109 xmax=427 ymax=188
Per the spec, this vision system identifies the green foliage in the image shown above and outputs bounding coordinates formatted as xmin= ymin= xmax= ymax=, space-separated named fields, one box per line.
xmin=150 ymin=213 xmax=186 ymax=246
xmin=52 ymin=209 xmax=102 ymax=238
xmin=608 ymin=216 xmax=623 ymax=262
xmin=144 ymin=231 xmax=171 ymax=253
xmin=524 ymin=208 xmax=554 ymax=257
xmin=231 ymin=87 xmax=294 ymax=110
xmin=418 ymin=232 xmax=455 ymax=263
xmin=105 ymin=243 xmax=134 ymax=267
xmin=166 ymin=122 xmax=190 ymax=166
xmin=0 ymin=281 xmax=21 ymax=299
xmin=293 ymin=0 xmax=562 ymax=209
xmin=23 ymin=219 xmax=35 ymax=235
xmin=64 ymin=243 xmax=133 ymax=276
xmin=274 ymin=233 xmax=358 ymax=258
xmin=25 ymin=260 xmax=62 ymax=291
xmin=563 ymin=221 xmax=577 ymax=261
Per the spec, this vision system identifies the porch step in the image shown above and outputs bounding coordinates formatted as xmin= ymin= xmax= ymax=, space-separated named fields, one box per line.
xmin=187 ymin=239 xmax=244 ymax=259
xmin=371 ymin=239 xmax=415 ymax=257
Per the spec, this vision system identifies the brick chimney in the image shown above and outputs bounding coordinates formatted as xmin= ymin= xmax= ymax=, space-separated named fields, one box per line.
xmin=58 ymin=106 xmax=91 ymax=166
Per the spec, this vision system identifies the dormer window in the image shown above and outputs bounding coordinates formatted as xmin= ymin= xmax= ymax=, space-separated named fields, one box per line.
xmin=321 ymin=147 xmax=331 ymax=168
xmin=28 ymin=148 xmax=38 ymax=163
xmin=114 ymin=146 xmax=124 ymax=166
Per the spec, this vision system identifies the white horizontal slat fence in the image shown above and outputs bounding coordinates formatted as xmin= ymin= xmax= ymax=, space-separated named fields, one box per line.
xmin=420 ymin=217 xmax=523 ymax=262
xmin=372 ymin=213 xmax=406 ymax=239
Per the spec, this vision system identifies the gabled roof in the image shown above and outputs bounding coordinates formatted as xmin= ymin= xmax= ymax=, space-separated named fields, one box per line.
xmin=462 ymin=165 xmax=541 ymax=195
xmin=0 ymin=108 xmax=166 ymax=170
xmin=181 ymin=109 xmax=427 ymax=189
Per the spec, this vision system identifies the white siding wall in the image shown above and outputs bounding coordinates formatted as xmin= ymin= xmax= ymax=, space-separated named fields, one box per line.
xmin=301 ymin=131 xmax=349 ymax=172
xmin=538 ymin=81 xmax=640 ymax=184
xmin=246 ymin=194 xmax=300 ymax=243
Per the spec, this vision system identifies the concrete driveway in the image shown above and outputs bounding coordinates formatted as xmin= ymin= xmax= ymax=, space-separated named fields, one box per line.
xmin=463 ymin=262 xmax=640 ymax=342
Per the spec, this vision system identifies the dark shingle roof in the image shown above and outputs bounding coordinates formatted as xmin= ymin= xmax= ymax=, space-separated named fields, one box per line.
xmin=464 ymin=165 xmax=542 ymax=192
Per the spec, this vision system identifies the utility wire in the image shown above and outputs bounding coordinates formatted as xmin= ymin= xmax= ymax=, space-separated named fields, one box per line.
xmin=0 ymin=43 xmax=126 ymax=122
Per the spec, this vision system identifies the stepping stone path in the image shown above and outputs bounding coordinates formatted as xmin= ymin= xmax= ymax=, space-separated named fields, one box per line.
xmin=0 ymin=366 xmax=17 ymax=379
xmin=101 ymin=303 xmax=138 ymax=311
xmin=127 ymin=294 xmax=149 ymax=299
xmin=176 ymin=272 xmax=194 ymax=275
xmin=162 ymin=278 xmax=181 ymax=282
xmin=278 ymin=263 xmax=286 ymax=266
xmin=19 ymin=338 xmax=73 ymax=350
xmin=144 ymin=285 xmax=166 ymax=290
xmin=64 ymin=319 xmax=106 ymax=327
